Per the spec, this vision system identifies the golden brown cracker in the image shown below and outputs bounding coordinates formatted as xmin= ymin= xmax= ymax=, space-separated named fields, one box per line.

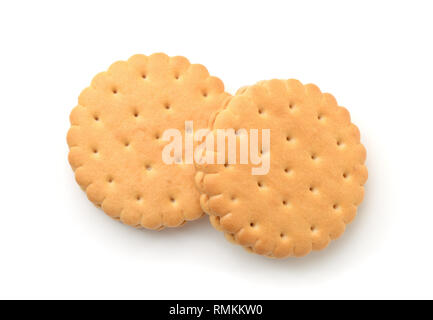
xmin=195 ymin=79 xmax=367 ymax=257
xmin=67 ymin=53 xmax=229 ymax=229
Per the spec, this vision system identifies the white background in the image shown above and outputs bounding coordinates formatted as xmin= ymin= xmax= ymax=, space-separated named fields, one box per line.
xmin=0 ymin=0 xmax=432 ymax=300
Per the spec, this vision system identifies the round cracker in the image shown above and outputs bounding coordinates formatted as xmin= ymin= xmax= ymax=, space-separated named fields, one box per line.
xmin=195 ymin=79 xmax=367 ymax=257
xmin=67 ymin=53 xmax=230 ymax=229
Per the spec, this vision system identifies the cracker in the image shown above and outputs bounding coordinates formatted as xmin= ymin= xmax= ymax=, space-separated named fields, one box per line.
xmin=67 ymin=53 xmax=229 ymax=229
xmin=195 ymin=79 xmax=367 ymax=257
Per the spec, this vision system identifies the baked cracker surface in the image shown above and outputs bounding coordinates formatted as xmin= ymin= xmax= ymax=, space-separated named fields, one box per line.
xmin=67 ymin=53 xmax=229 ymax=229
xmin=195 ymin=79 xmax=367 ymax=257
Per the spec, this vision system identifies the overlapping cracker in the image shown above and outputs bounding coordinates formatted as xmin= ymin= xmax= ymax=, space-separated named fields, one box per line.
xmin=67 ymin=53 xmax=229 ymax=229
xmin=195 ymin=79 xmax=367 ymax=257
